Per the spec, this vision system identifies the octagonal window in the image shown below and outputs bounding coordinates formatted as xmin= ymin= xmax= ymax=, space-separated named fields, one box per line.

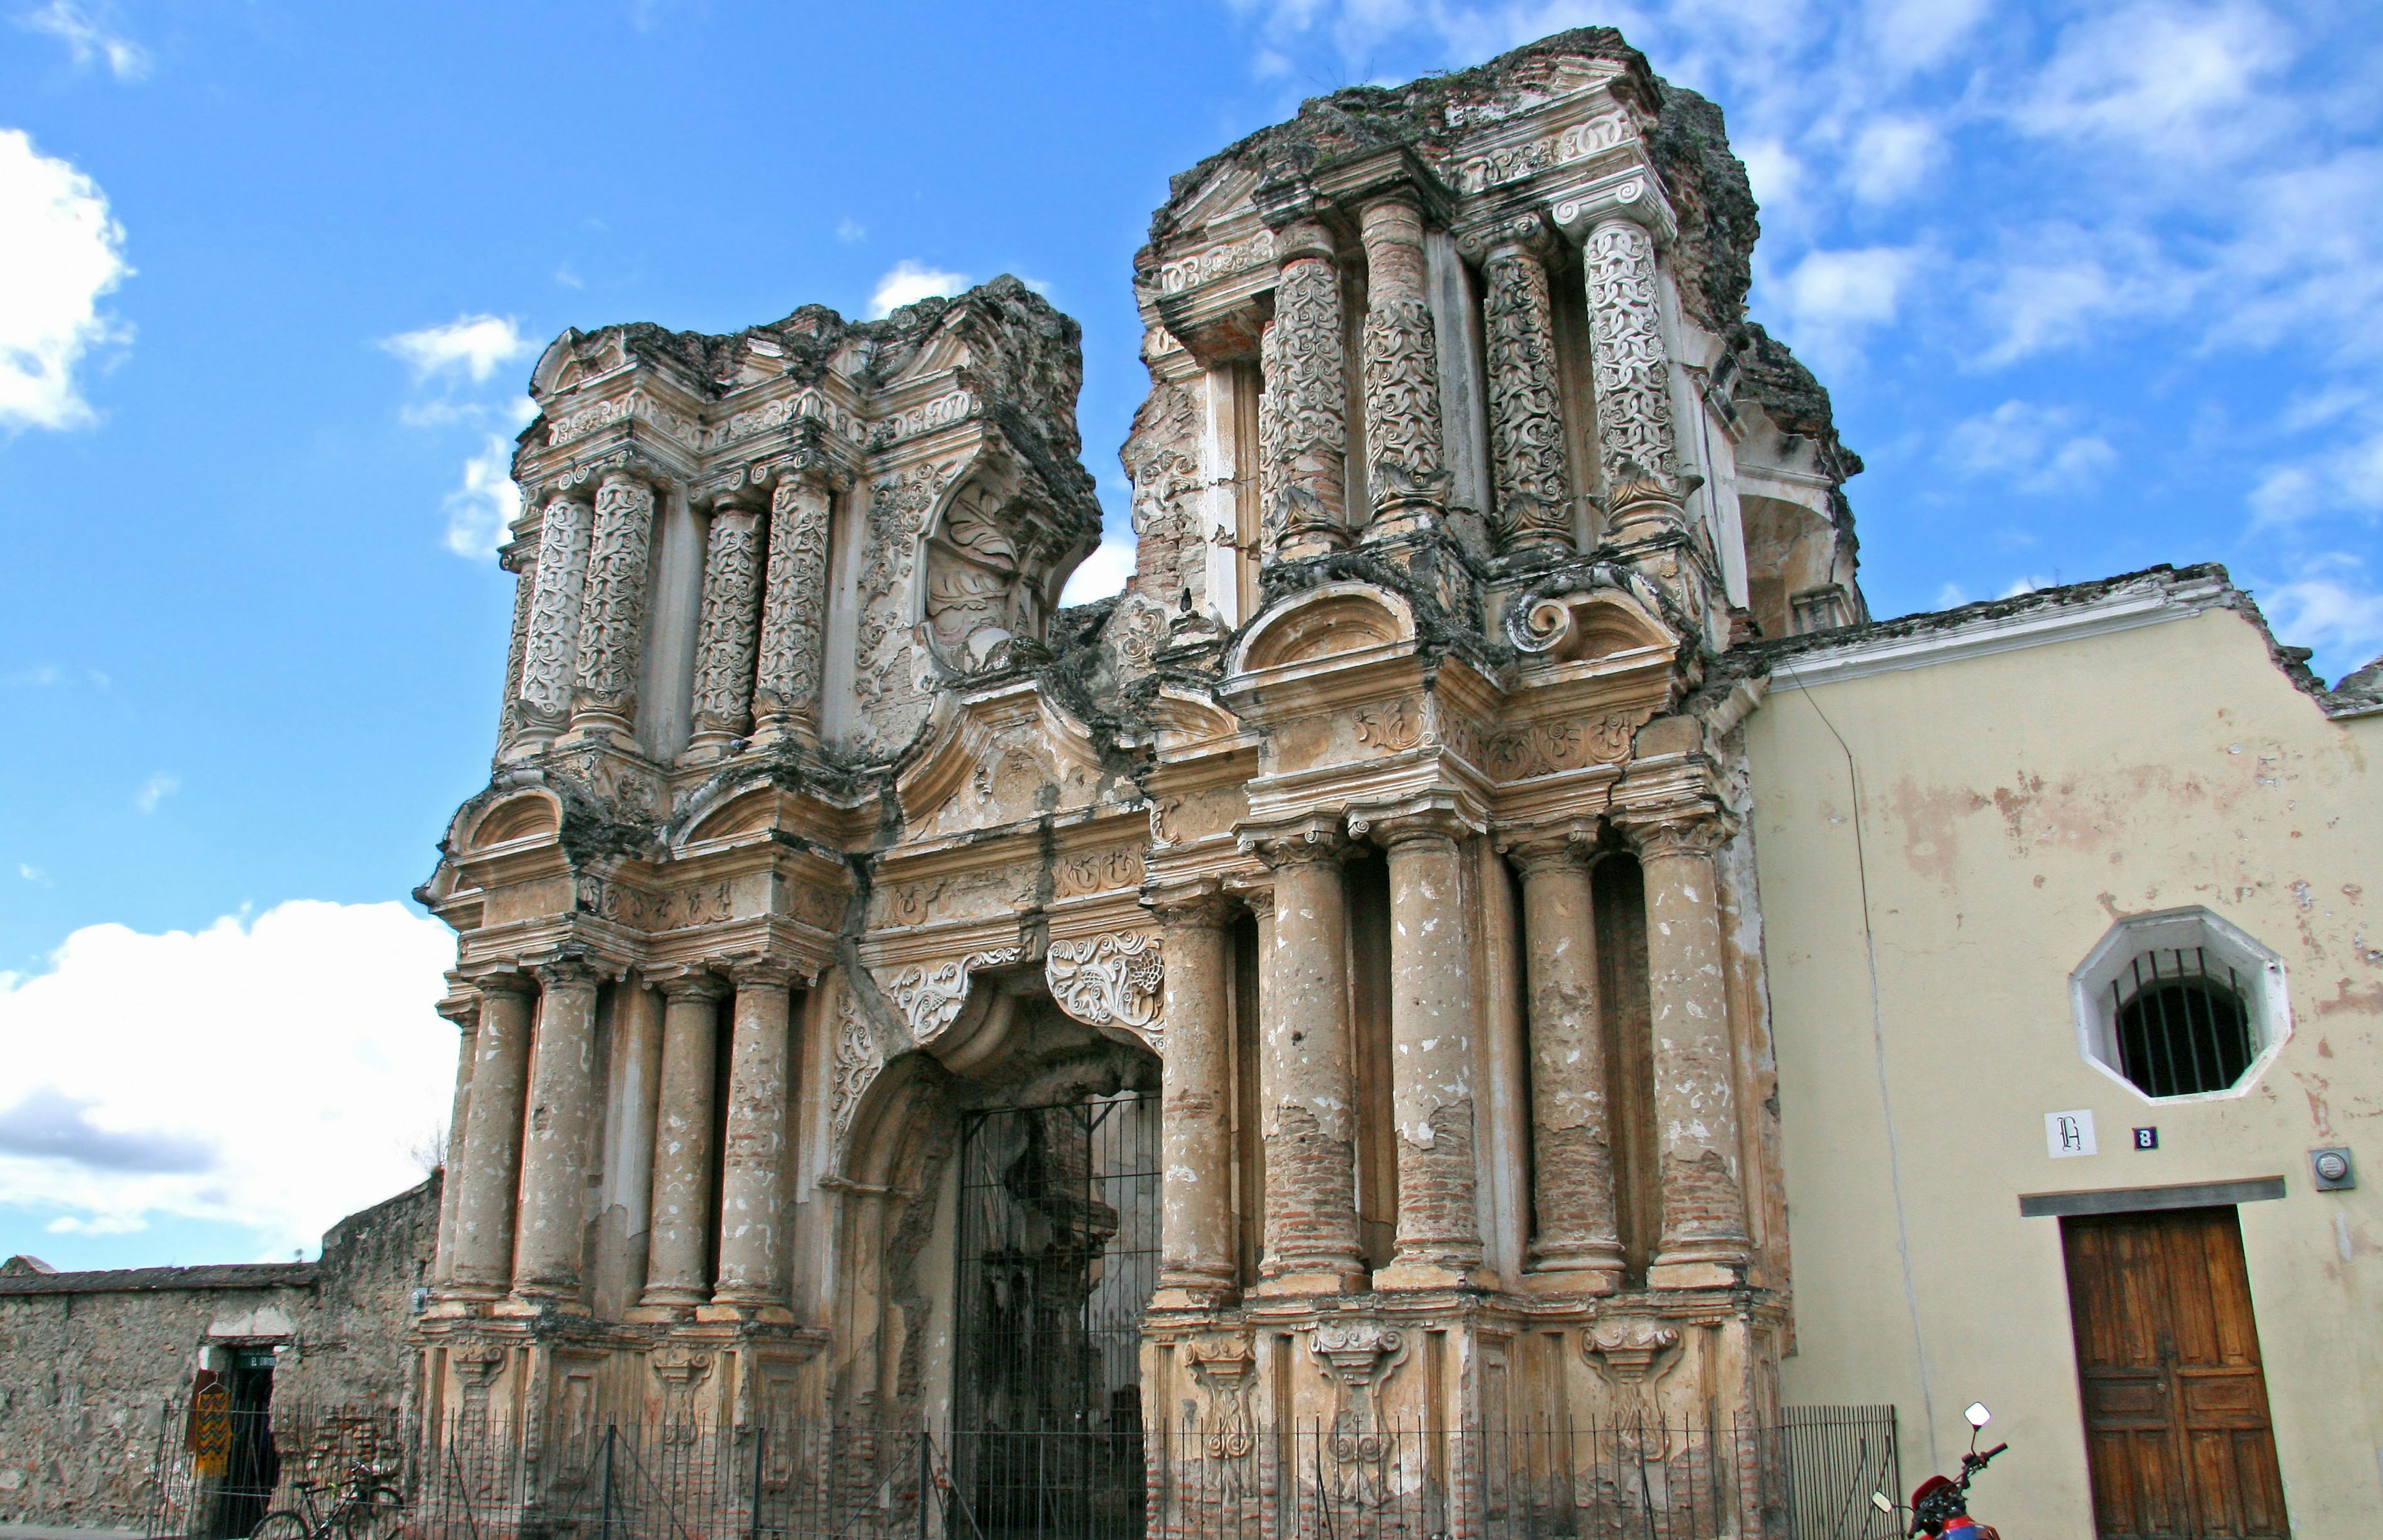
xmin=2071 ymin=908 xmax=2290 ymax=1102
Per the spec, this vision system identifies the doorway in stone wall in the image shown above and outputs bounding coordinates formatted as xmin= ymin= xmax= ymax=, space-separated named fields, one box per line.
xmin=951 ymin=1089 xmax=1159 ymax=1539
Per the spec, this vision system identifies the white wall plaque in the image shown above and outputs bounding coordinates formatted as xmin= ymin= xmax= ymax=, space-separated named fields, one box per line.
xmin=2046 ymin=1109 xmax=2098 ymax=1159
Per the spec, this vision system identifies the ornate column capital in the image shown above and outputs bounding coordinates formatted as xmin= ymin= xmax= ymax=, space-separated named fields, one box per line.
xmin=1272 ymin=214 xmax=1337 ymax=263
xmin=1147 ymin=879 xmax=1236 ymax=929
xmin=655 ymin=970 xmax=731 ymax=1005
xmin=725 ymin=956 xmax=801 ymax=990
xmin=535 ymin=956 xmax=602 ymax=992
xmin=1237 ymin=814 xmax=1352 ymax=869
xmin=435 ymin=994 xmax=481 ymax=1031
xmin=1620 ymin=808 xmax=1730 ymax=864
xmin=1498 ymin=819 xmax=1600 ymax=874
xmin=469 ymin=968 xmax=537 ymax=1000
xmin=1459 ymin=208 xmax=1559 ymax=264
xmin=1349 ymin=795 xmax=1484 ymax=849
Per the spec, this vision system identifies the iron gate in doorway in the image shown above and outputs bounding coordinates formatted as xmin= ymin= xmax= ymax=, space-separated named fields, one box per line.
xmin=951 ymin=1089 xmax=1161 ymax=1539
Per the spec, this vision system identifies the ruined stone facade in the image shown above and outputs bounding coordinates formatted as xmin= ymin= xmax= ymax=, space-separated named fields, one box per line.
xmin=409 ymin=29 xmax=1863 ymax=1522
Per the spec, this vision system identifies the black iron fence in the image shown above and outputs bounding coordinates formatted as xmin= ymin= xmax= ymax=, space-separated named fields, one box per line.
xmin=139 ymin=1405 xmax=1899 ymax=1540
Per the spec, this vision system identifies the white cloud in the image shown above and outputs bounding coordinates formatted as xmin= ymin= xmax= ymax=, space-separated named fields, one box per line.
xmin=1059 ymin=532 xmax=1136 ymax=607
xmin=1845 ymin=117 xmax=1939 ymax=205
xmin=0 ymin=129 xmax=131 ymax=432
xmin=380 ymin=314 xmax=532 ymax=383
xmin=1736 ymin=137 xmax=1803 ymax=215
xmin=443 ymin=434 xmax=523 ymax=560
xmin=1771 ymin=245 xmax=1920 ymax=367
xmin=1934 ymin=582 xmax=1968 ymax=609
xmin=1945 ymin=400 xmax=2117 ymax=494
xmin=0 ymin=901 xmax=456 ymax=1256
xmin=2259 ymin=555 xmax=2383 ymax=679
xmin=836 ymin=217 xmax=866 ymax=244
xmin=869 ymin=261 xmax=969 ymax=319
xmin=18 ymin=864 xmax=45 ymax=884
xmin=2248 ymin=390 xmax=2383 ymax=526
xmin=1998 ymin=575 xmax=2049 ymax=598
xmin=2018 ymin=1 xmax=2288 ymax=167
xmin=133 ymin=771 xmax=177 ymax=813
xmin=19 ymin=1 xmax=148 ymax=80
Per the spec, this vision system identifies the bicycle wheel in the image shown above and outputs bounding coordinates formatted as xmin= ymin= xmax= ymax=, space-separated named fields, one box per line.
xmin=338 ymin=1488 xmax=406 ymax=1540
xmin=249 ymin=1511 xmax=312 ymax=1540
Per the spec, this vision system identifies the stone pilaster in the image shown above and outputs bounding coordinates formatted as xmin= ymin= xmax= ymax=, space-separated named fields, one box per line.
xmin=1627 ymin=811 xmax=1749 ymax=1288
xmin=1506 ymin=831 xmax=1622 ymax=1290
xmin=567 ymin=468 xmax=658 ymax=738
xmin=1362 ymin=805 xmax=1484 ymax=1286
xmin=1151 ymin=883 xmax=1237 ymax=1305
xmin=1356 ymin=193 xmax=1449 ymax=539
xmin=711 ymin=960 xmax=796 ymax=1316
xmin=1247 ymin=820 xmax=1366 ymax=1292
xmin=753 ymin=471 xmax=833 ymax=742
xmin=510 ymin=959 xmax=602 ymax=1305
xmin=431 ymin=995 xmax=478 ymax=1288
xmin=511 ymin=495 xmax=593 ymax=752
xmin=1580 ymin=213 xmax=1685 ymax=542
xmin=640 ymin=974 xmax=727 ymax=1311
xmin=1479 ymin=220 xmax=1575 ymax=552
xmin=684 ymin=501 xmax=765 ymax=761
xmin=1261 ymin=218 xmax=1350 ymax=562
xmin=446 ymin=973 xmax=536 ymax=1297
xmin=494 ymin=542 xmax=538 ymax=756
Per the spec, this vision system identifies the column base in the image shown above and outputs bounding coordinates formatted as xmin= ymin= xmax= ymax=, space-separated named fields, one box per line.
xmin=678 ymin=731 xmax=742 ymax=766
xmin=1151 ymin=1284 xmax=1236 ymax=1311
xmin=747 ymin=713 xmax=817 ymax=750
xmin=555 ymin=711 xmax=632 ymax=748
xmin=1253 ymin=1268 xmax=1370 ymax=1297
xmin=1373 ymin=1259 xmax=1488 ymax=1292
xmin=494 ymin=1290 xmax=591 ymax=1318
xmin=1519 ymin=1266 xmax=1622 ymax=1297
xmin=1647 ymin=1258 xmax=1745 ymax=1291
xmin=697 ymin=1298 xmax=798 ymax=1325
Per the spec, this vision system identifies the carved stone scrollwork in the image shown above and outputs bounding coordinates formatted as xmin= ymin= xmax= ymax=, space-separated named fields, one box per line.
xmin=570 ymin=470 xmax=658 ymax=731
xmin=1581 ymin=216 xmax=1685 ymax=532
xmin=1582 ymin=1321 xmax=1680 ymax=1384
xmin=922 ymin=476 xmax=1067 ymax=677
xmin=881 ymin=946 xmax=1022 ymax=1046
xmin=1308 ymin=1322 xmax=1410 ymax=1464
xmin=1358 ymin=196 xmax=1450 ymax=532
xmin=1480 ymin=225 xmax=1574 ymax=551
xmin=829 ymin=988 xmax=881 ymax=1147
xmin=516 ymin=495 xmax=593 ymax=738
xmin=1262 ymin=220 xmax=1350 ymax=562
xmin=1045 ymin=931 xmax=1164 ymax=1052
xmin=754 ymin=472 xmax=832 ymax=735
xmin=687 ymin=504 xmax=764 ymax=749
xmin=650 ymin=1347 xmax=713 ymax=1441
xmin=1185 ymin=1338 xmax=1258 ymax=1461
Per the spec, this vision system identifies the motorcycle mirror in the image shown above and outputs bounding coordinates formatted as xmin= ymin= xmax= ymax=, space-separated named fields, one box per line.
xmin=1965 ymin=1402 xmax=1991 ymax=1428
xmin=1870 ymin=1492 xmax=1894 ymax=1514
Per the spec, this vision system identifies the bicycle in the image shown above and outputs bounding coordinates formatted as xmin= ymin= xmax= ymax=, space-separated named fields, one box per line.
xmin=248 ymin=1459 xmax=406 ymax=1540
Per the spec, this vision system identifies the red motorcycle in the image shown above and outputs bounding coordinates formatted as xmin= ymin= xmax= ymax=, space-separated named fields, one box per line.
xmin=1872 ymin=1402 xmax=2007 ymax=1539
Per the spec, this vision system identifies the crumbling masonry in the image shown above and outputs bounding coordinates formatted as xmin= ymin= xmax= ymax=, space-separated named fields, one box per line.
xmin=411 ymin=26 xmax=1868 ymax=1525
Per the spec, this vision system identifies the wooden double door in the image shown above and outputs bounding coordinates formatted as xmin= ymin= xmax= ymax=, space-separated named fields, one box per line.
xmin=2063 ymin=1206 xmax=2289 ymax=1538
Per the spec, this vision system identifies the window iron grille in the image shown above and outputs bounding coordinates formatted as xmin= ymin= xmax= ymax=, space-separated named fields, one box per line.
xmin=2111 ymin=946 xmax=2255 ymax=1098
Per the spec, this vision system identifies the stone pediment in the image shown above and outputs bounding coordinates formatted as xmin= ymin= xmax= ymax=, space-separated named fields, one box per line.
xmin=894 ymin=680 xmax=1115 ymax=835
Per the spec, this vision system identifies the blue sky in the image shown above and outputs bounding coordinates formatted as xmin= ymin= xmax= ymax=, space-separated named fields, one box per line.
xmin=2 ymin=0 xmax=2377 ymax=1270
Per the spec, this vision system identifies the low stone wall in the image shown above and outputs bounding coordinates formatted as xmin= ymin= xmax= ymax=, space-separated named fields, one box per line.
xmin=0 ymin=1175 xmax=439 ymax=1528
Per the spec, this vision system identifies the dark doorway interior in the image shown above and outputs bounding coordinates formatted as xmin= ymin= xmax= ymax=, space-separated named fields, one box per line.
xmin=953 ymin=1090 xmax=1159 ymax=1540
xmin=2063 ymin=1205 xmax=2287 ymax=1539
xmin=211 ymin=1348 xmax=279 ymax=1538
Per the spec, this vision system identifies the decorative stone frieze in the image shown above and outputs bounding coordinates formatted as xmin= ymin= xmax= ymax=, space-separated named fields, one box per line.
xmin=879 ymin=947 xmax=1022 ymax=1045
xmin=1044 ymin=931 xmax=1165 ymax=1047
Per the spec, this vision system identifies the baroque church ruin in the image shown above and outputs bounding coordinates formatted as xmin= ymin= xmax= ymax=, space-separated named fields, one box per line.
xmin=412 ymin=27 xmax=1844 ymax=1500
xmin=31 ymin=23 xmax=2352 ymax=1540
